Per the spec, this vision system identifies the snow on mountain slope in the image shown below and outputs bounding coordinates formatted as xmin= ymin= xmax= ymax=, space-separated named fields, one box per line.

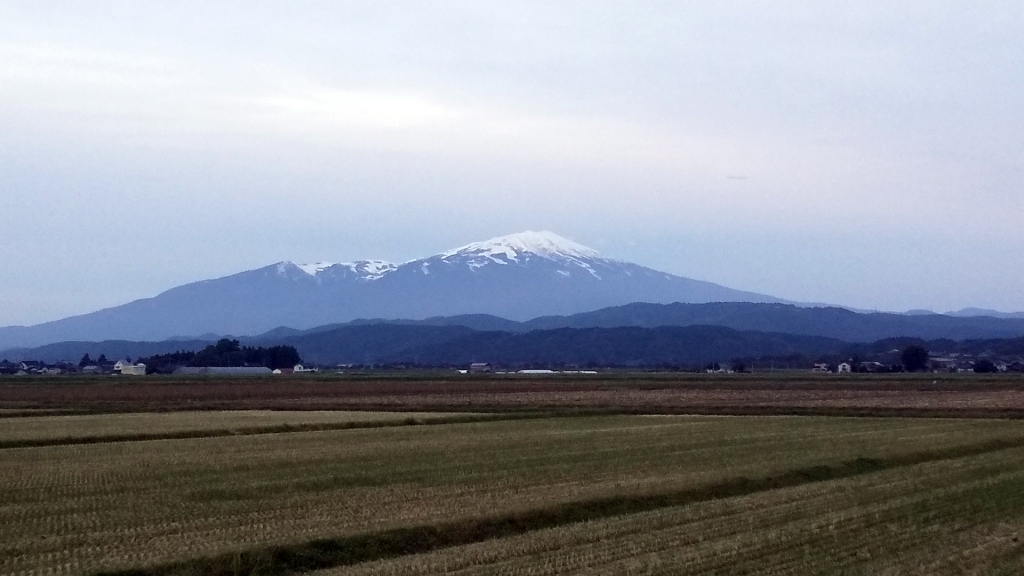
xmin=436 ymin=231 xmax=605 ymax=278
xmin=441 ymin=231 xmax=601 ymax=262
xmin=295 ymin=260 xmax=397 ymax=280
xmin=296 ymin=262 xmax=336 ymax=275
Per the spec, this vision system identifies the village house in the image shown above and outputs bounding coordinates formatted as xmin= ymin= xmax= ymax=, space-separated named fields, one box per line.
xmin=860 ymin=361 xmax=886 ymax=373
xmin=19 ymin=361 xmax=45 ymax=373
xmin=113 ymin=359 xmax=132 ymax=372
xmin=955 ymin=361 xmax=976 ymax=373
xmin=113 ymin=359 xmax=147 ymax=376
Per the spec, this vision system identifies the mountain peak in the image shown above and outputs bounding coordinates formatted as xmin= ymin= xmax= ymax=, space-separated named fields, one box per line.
xmin=441 ymin=231 xmax=601 ymax=262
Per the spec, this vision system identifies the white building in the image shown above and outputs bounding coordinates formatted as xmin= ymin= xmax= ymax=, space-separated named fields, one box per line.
xmin=114 ymin=360 xmax=147 ymax=376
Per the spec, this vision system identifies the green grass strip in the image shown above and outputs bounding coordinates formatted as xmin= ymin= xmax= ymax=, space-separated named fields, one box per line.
xmin=93 ymin=436 xmax=1024 ymax=576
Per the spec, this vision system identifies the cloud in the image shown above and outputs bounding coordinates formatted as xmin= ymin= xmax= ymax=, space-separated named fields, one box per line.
xmin=250 ymin=89 xmax=457 ymax=130
xmin=0 ymin=2 xmax=1022 ymax=325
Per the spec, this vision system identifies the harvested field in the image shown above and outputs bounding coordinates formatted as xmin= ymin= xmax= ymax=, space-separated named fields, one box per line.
xmin=333 ymin=447 xmax=1024 ymax=575
xmin=4 ymin=415 xmax=1024 ymax=575
xmin=2 ymin=373 xmax=1024 ymax=417
xmin=0 ymin=410 xmax=481 ymax=446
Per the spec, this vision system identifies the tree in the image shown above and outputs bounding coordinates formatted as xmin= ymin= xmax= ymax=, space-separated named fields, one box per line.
xmin=97 ymin=354 xmax=108 ymax=365
xmin=731 ymin=359 xmax=747 ymax=373
xmin=214 ymin=339 xmax=241 ymax=355
xmin=850 ymin=355 xmax=862 ymax=373
xmin=974 ymin=359 xmax=998 ymax=373
xmin=79 ymin=353 xmax=93 ymax=367
xmin=901 ymin=345 xmax=929 ymax=372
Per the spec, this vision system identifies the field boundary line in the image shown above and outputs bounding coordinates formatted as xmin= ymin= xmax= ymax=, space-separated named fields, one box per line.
xmin=91 ymin=436 xmax=1024 ymax=576
xmin=0 ymin=413 xmax=550 ymax=449
xmin=7 ymin=408 xmax=1024 ymax=450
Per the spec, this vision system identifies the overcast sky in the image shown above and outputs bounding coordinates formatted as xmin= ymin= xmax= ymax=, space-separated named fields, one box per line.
xmin=1 ymin=1 xmax=1022 ymax=326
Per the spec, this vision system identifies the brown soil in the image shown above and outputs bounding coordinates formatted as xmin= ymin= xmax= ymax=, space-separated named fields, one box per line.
xmin=3 ymin=374 xmax=1024 ymax=418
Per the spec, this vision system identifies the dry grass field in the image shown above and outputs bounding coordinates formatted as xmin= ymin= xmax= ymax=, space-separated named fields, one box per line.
xmin=334 ymin=447 xmax=1024 ymax=575
xmin=3 ymin=373 xmax=1024 ymax=417
xmin=0 ymin=410 xmax=479 ymax=445
xmin=4 ymin=413 xmax=1024 ymax=576
xmin=4 ymin=375 xmax=1024 ymax=575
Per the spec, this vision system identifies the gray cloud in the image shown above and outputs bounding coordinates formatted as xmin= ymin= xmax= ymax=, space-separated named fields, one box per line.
xmin=1 ymin=1 xmax=1021 ymax=325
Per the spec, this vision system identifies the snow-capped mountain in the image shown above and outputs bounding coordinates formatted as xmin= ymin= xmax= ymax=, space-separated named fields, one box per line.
xmin=292 ymin=232 xmax=604 ymax=282
xmin=0 ymin=231 xmax=786 ymax=349
xmin=441 ymin=230 xmax=601 ymax=263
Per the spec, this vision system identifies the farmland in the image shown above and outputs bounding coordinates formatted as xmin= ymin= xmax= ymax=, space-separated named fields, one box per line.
xmin=336 ymin=447 xmax=1024 ymax=575
xmin=3 ymin=372 xmax=1024 ymax=418
xmin=0 ymin=410 xmax=486 ymax=447
xmin=3 ymin=374 xmax=1024 ymax=575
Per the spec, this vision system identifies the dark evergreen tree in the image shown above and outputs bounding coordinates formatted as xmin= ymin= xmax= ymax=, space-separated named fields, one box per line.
xmin=214 ymin=339 xmax=241 ymax=354
xmin=901 ymin=345 xmax=929 ymax=372
xmin=974 ymin=359 xmax=998 ymax=373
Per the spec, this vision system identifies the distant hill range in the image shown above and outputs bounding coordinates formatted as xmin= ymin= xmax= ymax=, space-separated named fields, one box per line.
xmin=7 ymin=324 xmax=1023 ymax=368
xmin=274 ymin=325 xmax=1024 ymax=367
xmin=0 ymin=324 xmax=850 ymax=367
xmin=269 ymin=324 xmax=850 ymax=367
xmin=5 ymin=301 xmax=1024 ymax=366
xmin=273 ymin=302 xmax=1024 ymax=343
xmin=944 ymin=308 xmax=1024 ymax=320
xmin=0 ymin=231 xmax=786 ymax=350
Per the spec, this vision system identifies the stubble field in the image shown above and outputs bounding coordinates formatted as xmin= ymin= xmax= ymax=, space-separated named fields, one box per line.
xmin=3 ymin=373 xmax=1024 ymax=418
xmin=335 ymin=447 xmax=1024 ymax=575
xmin=0 ymin=410 xmax=484 ymax=447
xmin=3 ymin=374 xmax=1024 ymax=575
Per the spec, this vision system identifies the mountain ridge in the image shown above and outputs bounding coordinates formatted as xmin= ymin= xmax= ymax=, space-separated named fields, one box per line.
xmin=4 ymin=231 xmax=1021 ymax=351
xmin=9 ymin=301 xmax=1024 ymax=364
xmin=0 ymin=231 xmax=786 ymax=349
xmin=9 ymin=323 xmax=1024 ymax=369
xmin=263 ymin=302 xmax=1024 ymax=343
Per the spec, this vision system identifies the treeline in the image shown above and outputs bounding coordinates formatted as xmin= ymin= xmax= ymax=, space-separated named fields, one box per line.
xmin=140 ymin=339 xmax=300 ymax=372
